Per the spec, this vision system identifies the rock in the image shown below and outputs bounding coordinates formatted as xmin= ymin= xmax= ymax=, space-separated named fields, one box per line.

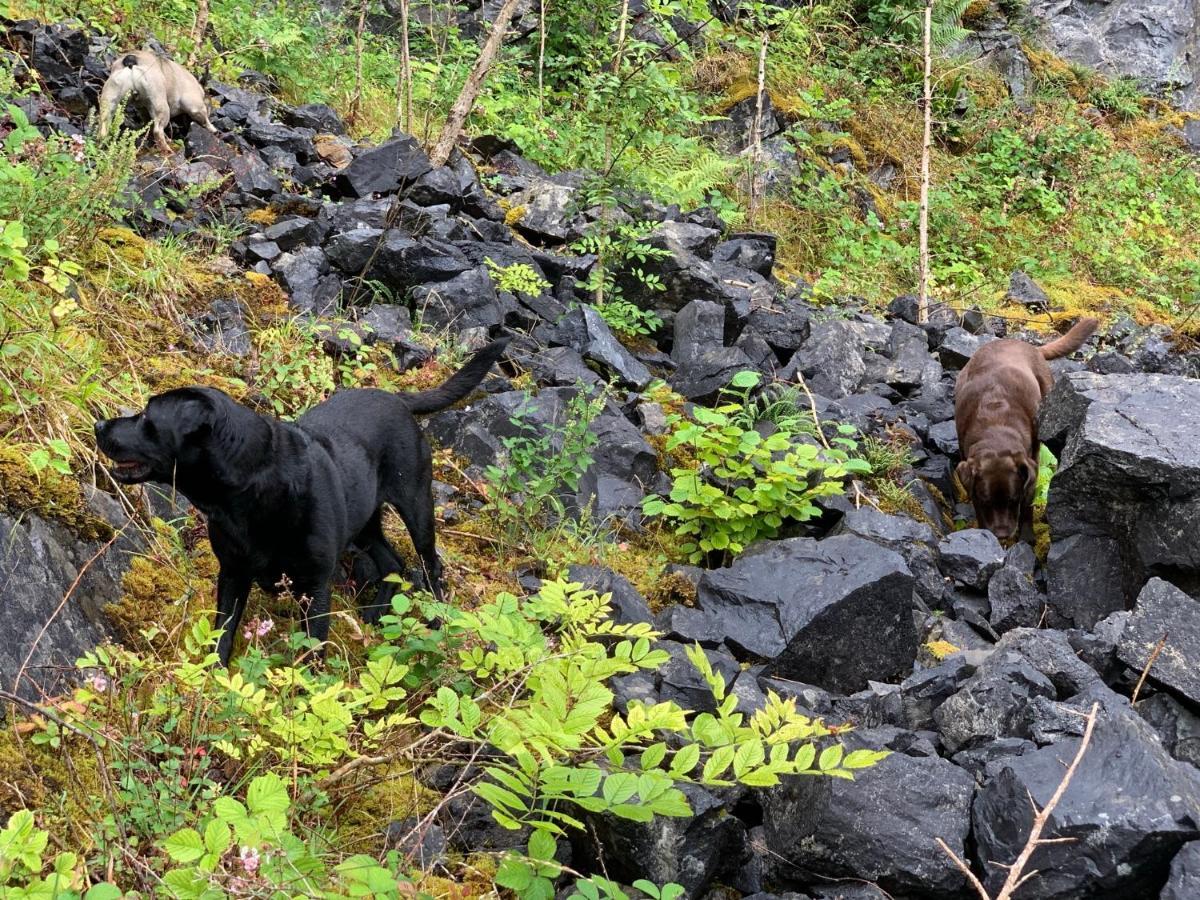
xmin=713 ymin=234 xmax=776 ymax=278
xmin=325 ymin=227 xmax=385 ymax=275
xmin=1041 ymin=372 xmax=1200 ymax=608
xmin=885 ymin=320 xmax=939 ymax=391
xmin=1163 ymin=842 xmax=1200 ymax=900
xmin=272 ymin=247 xmax=340 ymax=315
xmin=285 ymin=103 xmax=347 ymax=134
xmin=703 ymin=91 xmax=781 ymax=153
xmin=744 ymin=299 xmax=812 ymax=362
xmin=187 ymin=298 xmax=251 ymax=356
xmin=994 ymin=628 xmax=1101 ymax=697
xmin=565 ymin=565 xmax=653 ymax=626
xmin=695 ymin=535 xmax=918 ymax=693
xmin=672 ymin=299 xmax=725 ymax=362
xmin=1007 ymin=270 xmax=1051 ymax=310
xmin=411 ymin=267 xmax=501 ymax=332
xmin=1117 ymin=578 xmax=1200 ymax=705
xmin=0 ymin=497 xmax=141 ymax=700
xmin=987 ymin=564 xmax=1044 ymax=633
xmin=1028 ymin=0 xmax=1199 ymax=108
xmin=356 ymin=303 xmax=412 ymax=345
xmin=934 ymin=651 xmax=1057 ymax=753
xmin=229 ymin=150 xmax=282 ymax=198
xmin=899 ymin=656 xmax=977 ymax=731
xmin=926 ymin=419 xmax=959 ymax=456
xmin=554 ymin=306 xmax=651 ymax=390
xmin=888 ymin=294 xmax=921 ymax=325
xmin=575 ymin=781 xmax=746 ymax=897
xmin=334 ymin=135 xmax=432 ymax=198
xmin=1045 ymin=533 xmax=1127 ymax=629
xmin=789 ymin=321 xmax=866 ymax=399
xmin=937 ymin=327 xmax=992 ymax=369
xmin=384 ymin=817 xmax=446 ymax=868
xmin=1138 ymin=693 xmax=1200 ymax=768
xmin=830 ymin=507 xmax=945 ymax=606
xmin=506 ymin=178 xmax=585 ymax=245
xmin=526 ymin=347 xmax=604 ymax=388
xmin=938 ymin=529 xmax=1004 ymax=591
xmin=973 ymin=699 xmax=1200 ymax=898
xmin=760 ymin=730 xmax=975 ymax=898
xmin=408 ymin=166 xmax=467 ymax=209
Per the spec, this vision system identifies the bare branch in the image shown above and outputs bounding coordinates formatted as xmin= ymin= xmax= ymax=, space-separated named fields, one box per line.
xmin=936 ymin=837 xmax=990 ymax=900
xmin=1131 ymin=632 xmax=1168 ymax=705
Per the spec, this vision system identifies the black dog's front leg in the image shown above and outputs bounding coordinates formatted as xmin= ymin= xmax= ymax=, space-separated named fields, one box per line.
xmin=214 ymin=569 xmax=252 ymax=665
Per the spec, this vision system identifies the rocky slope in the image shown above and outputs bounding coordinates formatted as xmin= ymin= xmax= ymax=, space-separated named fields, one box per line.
xmin=7 ymin=14 xmax=1200 ymax=899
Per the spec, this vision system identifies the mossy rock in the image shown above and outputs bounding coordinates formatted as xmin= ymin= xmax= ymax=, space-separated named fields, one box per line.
xmin=0 ymin=445 xmax=111 ymax=541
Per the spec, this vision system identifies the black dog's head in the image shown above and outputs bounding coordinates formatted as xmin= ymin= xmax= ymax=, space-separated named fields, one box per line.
xmin=94 ymin=387 xmax=227 ymax=485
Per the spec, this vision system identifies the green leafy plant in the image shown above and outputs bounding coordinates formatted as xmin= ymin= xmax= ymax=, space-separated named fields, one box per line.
xmin=0 ymin=810 xmax=120 ymax=900
xmin=486 ymin=257 xmax=552 ymax=297
xmin=484 ymin=389 xmax=606 ymax=553
xmin=644 ymin=372 xmax=871 ymax=563
xmin=27 ymin=438 xmax=73 ymax=477
xmin=594 ymin=299 xmax=663 ymax=340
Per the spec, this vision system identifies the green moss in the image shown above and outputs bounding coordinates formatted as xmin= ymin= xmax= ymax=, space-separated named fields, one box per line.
xmin=0 ymin=728 xmax=105 ymax=849
xmin=332 ymin=761 xmax=439 ymax=854
xmin=0 ymin=445 xmax=111 ymax=541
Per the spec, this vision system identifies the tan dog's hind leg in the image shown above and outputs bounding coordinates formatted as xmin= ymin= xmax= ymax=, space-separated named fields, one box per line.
xmin=150 ymin=99 xmax=174 ymax=155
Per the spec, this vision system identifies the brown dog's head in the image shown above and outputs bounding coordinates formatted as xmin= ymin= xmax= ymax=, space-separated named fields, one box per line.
xmin=956 ymin=451 xmax=1036 ymax=543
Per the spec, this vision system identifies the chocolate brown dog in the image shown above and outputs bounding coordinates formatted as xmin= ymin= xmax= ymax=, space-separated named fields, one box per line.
xmin=954 ymin=318 xmax=1098 ymax=543
xmin=94 ymin=339 xmax=509 ymax=664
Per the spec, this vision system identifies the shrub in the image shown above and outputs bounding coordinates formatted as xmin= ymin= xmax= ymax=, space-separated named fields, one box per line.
xmin=643 ymin=372 xmax=871 ymax=564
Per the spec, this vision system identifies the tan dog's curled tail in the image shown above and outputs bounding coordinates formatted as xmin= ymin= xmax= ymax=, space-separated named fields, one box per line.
xmin=1040 ymin=317 xmax=1099 ymax=360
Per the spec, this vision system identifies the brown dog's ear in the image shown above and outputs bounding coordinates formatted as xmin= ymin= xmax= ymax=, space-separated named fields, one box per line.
xmin=955 ymin=459 xmax=976 ymax=497
xmin=1018 ymin=455 xmax=1038 ymax=500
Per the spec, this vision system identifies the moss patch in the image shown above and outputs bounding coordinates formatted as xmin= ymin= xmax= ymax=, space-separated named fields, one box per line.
xmin=0 ymin=445 xmax=111 ymax=541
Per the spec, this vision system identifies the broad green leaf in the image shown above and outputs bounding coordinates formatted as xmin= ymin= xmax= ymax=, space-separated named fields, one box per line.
xmin=162 ymin=828 xmax=205 ymax=863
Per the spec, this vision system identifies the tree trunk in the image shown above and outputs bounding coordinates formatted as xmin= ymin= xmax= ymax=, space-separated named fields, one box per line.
xmin=186 ymin=0 xmax=209 ymax=67
xmin=397 ymin=0 xmax=414 ymax=133
xmin=429 ymin=0 xmax=523 ymax=166
xmin=349 ymin=0 xmax=370 ymax=126
xmin=918 ymin=0 xmax=933 ymax=323
xmin=748 ymin=30 xmax=768 ymax=224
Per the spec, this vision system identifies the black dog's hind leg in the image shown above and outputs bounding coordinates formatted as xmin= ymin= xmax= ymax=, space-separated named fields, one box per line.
xmin=214 ymin=569 xmax=252 ymax=666
xmin=394 ymin=490 xmax=444 ymax=601
xmin=354 ymin=515 xmax=407 ymax=625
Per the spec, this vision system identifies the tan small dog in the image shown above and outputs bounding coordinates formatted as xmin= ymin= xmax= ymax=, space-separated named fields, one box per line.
xmin=954 ymin=317 xmax=1099 ymax=543
xmin=98 ymin=51 xmax=216 ymax=154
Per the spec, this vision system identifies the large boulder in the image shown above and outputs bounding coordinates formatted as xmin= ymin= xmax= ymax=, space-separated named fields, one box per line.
xmin=1041 ymin=373 xmax=1200 ymax=620
xmin=1117 ymin=578 xmax=1200 ymax=706
xmin=0 ymin=489 xmax=142 ymax=699
xmin=554 ymin=306 xmax=651 ymax=390
xmin=760 ymin=730 xmax=975 ymax=898
xmin=1028 ymin=0 xmax=1199 ymax=108
xmin=973 ymin=697 xmax=1200 ymax=898
xmin=695 ymin=535 xmax=918 ymax=693
xmin=333 ymin=134 xmax=432 ymax=197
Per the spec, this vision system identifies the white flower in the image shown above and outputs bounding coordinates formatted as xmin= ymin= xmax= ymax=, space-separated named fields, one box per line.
xmin=239 ymin=845 xmax=260 ymax=875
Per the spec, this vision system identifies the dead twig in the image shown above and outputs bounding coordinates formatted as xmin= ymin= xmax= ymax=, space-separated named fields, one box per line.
xmin=1131 ymin=633 xmax=1168 ymax=705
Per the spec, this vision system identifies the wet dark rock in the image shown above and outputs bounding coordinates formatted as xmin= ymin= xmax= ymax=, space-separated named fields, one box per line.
xmin=1117 ymin=578 xmax=1200 ymax=706
xmin=761 ymin=729 xmax=975 ymax=898
xmin=987 ymin=564 xmax=1044 ymax=633
xmin=334 ymin=134 xmax=432 ymax=197
xmin=284 ymin=103 xmax=347 ymax=134
xmin=575 ymin=781 xmax=746 ymax=897
xmin=187 ymin=298 xmax=252 ymax=356
xmin=411 ymin=266 xmax=502 ymax=332
xmin=937 ymin=328 xmax=993 ymax=369
xmin=1007 ymin=270 xmax=1050 ymax=310
xmin=565 ymin=565 xmax=653 ymax=626
xmin=934 ymin=650 xmax=1057 ymax=753
xmin=1163 ymin=842 xmax=1200 ymax=900
xmin=384 ymin=817 xmax=446 ymax=868
xmin=789 ymin=321 xmax=866 ymax=399
xmin=554 ymin=306 xmax=651 ymax=390
xmin=1041 ymin=373 xmax=1200 ymax=610
xmin=1138 ymin=693 xmax=1200 ymax=769
xmin=695 ymin=535 xmax=918 ymax=693
xmin=273 ymin=247 xmax=341 ymax=315
xmin=973 ymin=697 xmax=1200 ymax=899
xmin=938 ymin=529 xmax=1004 ymax=591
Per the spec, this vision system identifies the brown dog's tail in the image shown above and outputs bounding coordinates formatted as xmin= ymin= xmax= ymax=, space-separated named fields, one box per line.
xmin=1040 ymin=317 xmax=1099 ymax=360
xmin=403 ymin=338 xmax=511 ymax=414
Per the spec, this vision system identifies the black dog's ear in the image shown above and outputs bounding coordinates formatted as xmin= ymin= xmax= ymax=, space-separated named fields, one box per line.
xmin=157 ymin=389 xmax=219 ymax=443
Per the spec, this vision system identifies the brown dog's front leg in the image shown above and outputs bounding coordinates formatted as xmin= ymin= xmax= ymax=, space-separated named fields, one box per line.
xmin=214 ymin=570 xmax=252 ymax=665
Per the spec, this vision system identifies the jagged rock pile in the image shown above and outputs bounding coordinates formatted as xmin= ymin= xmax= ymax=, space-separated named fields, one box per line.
xmin=9 ymin=17 xmax=1200 ymax=899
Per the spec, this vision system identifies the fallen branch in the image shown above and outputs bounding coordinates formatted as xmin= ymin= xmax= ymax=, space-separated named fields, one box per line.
xmin=1131 ymin=633 xmax=1168 ymax=705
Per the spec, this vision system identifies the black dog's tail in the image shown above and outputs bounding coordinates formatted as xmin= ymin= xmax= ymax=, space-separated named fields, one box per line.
xmin=404 ymin=338 xmax=510 ymax=414
xmin=122 ymin=54 xmax=140 ymax=68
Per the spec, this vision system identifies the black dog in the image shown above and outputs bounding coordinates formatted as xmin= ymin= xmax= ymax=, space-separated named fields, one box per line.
xmin=95 ymin=339 xmax=509 ymax=664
